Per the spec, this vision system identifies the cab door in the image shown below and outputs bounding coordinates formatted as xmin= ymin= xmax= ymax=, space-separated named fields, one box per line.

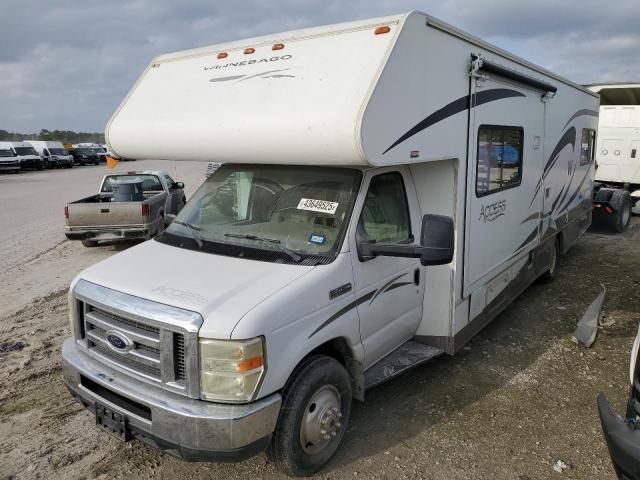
xmin=349 ymin=167 xmax=424 ymax=368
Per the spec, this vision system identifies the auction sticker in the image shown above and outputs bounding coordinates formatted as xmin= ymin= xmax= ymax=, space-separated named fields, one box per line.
xmin=297 ymin=198 xmax=339 ymax=214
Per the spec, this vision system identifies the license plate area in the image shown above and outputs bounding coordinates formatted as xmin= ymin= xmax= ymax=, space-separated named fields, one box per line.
xmin=95 ymin=402 xmax=131 ymax=442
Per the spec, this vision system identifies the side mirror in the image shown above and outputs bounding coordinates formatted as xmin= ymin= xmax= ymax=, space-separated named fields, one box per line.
xmin=357 ymin=214 xmax=454 ymax=266
xmin=175 ymin=182 xmax=184 ymax=190
xmin=165 ymin=213 xmax=176 ymax=225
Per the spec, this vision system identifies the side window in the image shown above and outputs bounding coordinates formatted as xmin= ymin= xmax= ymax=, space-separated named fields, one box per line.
xmin=476 ymin=126 xmax=523 ymax=197
xmin=580 ymin=128 xmax=596 ymax=165
xmin=164 ymin=175 xmax=176 ymax=190
xmin=358 ymin=172 xmax=411 ymax=244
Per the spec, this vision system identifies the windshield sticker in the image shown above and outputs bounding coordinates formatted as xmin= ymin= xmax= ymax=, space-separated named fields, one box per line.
xmin=297 ymin=198 xmax=339 ymax=215
xmin=309 ymin=233 xmax=326 ymax=245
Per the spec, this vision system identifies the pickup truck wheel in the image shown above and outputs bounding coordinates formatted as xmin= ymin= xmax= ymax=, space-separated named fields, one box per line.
xmin=268 ymin=355 xmax=351 ymax=477
xmin=81 ymin=240 xmax=98 ymax=247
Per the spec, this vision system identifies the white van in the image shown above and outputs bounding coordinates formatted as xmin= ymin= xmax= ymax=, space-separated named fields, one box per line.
xmin=63 ymin=12 xmax=599 ymax=475
xmin=24 ymin=140 xmax=74 ymax=168
xmin=0 ymin=144 xmax=20 ymax=172
xmin=0 ymin=141 xmax=42 ymax=171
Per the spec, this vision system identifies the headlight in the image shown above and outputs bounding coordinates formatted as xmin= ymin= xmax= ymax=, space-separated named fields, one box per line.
xmin=630 ymin=324 xmax=640 ymax=385
xmin=200 ymin=337 xmax=265 ymax=403
xmin=67 ymin=289 xmax=76 ymax=337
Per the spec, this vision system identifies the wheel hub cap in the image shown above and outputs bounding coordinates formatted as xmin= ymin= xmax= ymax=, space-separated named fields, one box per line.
xmin=300 ymin=385 xmax=342 ymax=455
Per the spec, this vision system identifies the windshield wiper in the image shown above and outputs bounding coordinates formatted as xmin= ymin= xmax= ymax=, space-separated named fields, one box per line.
xmin=173 ymin=219 xmax=204 ymax=248
xmin=224 ymin=233 xmax=303 ymax=262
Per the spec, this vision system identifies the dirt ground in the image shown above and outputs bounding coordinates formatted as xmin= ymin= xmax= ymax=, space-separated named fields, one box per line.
xmin=1 ymin=163 xmax=639 ymax=479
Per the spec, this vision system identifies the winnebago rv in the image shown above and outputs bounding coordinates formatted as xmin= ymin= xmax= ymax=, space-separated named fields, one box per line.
xmin=586 ymin=83 xmax=640 ymax=231
xmin=63 ymin=12 xmax=599 ymax=476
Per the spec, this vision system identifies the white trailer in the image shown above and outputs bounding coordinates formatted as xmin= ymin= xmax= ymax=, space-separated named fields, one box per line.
xmin=586 ymin=83 xmax=640 ymax=230
xmin=63 ymin=12 xmax=599 ymax=475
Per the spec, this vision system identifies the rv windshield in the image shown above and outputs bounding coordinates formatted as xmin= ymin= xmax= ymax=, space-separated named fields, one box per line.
xmin=159 ymin=164 xmax=362 ymax=264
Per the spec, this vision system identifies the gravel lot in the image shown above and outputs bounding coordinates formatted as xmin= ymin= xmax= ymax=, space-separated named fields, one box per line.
xmin=1 ymin=163 xmax=639 ymax=479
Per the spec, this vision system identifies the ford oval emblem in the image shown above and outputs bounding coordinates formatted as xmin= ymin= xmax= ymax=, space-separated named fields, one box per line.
xmin=105 ymin=330 xmax=134 ymax=352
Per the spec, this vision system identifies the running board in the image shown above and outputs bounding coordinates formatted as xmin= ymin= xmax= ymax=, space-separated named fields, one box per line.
xmin=364 ymin=341 xmax=444 ymax=390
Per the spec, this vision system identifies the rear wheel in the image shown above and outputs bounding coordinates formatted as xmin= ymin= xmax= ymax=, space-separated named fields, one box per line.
xmin=541 ymin=237 xmax=560 ymax=282
xmin=267 ymin=356 xmax=351 ymax=477
xmin=81 ymin=239 xmax=98 ymax=247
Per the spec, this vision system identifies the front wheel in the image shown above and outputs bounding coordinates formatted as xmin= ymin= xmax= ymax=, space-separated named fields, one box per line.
xmin=267 ymin=356 xmax=352 ymax=477
xmin=81 ymin=239 xmax=98 ymax=247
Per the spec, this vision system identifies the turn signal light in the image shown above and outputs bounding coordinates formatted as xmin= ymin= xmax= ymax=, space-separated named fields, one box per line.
xmin=217 ymin=52 xmax=228 ymax=59
xmin=374 ymin=26 xmax=391 ymax=35
xmin=238 ymin=356 xmax=264 ymax=372
xmin=64 ymin=205 xmax=69 ymax=219
xmin=244 ymin=47 xmax=255 ymax=54
xmin=272 ymin=43 xmax=285 ymax=51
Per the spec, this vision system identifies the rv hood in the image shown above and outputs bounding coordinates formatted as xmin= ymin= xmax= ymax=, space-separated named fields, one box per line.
xmin=74 ymin=239 xmax=314 ymax=338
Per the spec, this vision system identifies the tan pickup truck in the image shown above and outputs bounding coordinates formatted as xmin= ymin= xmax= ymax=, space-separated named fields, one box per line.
xmin=64 ymin=170 xmax=186 ymax=246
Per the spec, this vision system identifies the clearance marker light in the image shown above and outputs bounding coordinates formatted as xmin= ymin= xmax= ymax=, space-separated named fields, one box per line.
xmin=217 ymin=52 xmax=228 ymax=59
xmin=244 ymin=47 xmax=255 ymax=54
xmin=272 ymin=43 xmax=285 ymax=51
xmin=374 ymin=26 xmax=391 ymax=35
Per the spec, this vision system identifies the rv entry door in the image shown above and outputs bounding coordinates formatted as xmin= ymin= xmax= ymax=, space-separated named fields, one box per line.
xmin=464 ymin=76 xmax=545 ymax=294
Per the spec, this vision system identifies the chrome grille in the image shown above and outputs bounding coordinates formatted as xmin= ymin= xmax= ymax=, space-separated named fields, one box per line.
xmin=71 ymin=280 xmax=202 ymax=399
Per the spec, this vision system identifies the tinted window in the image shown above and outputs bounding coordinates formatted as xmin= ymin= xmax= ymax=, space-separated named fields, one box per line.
xmin=580 ymin=129 xmax=596 ymax=165
xmin=14 ymin=147 xmax=37 ymax=156
xmin=476 ymin=126 xmax=523 ymax=196
xmin=358 ymin=172 xmax=411 ymax=244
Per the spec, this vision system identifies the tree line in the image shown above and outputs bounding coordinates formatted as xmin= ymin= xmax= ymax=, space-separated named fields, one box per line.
xmin=0 ymin=129 xmax=105 ymax=144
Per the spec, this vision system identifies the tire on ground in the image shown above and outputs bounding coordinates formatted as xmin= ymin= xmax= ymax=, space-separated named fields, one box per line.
xmin=541 ymin=236 xmax=560 ymax=282
xmin=609 ymin=189 xmax=632 ymax=233
xmin=81 ymin=239 xmax=98 ymax=247
xmin=267 ymin=355 xmax=352 ymax=477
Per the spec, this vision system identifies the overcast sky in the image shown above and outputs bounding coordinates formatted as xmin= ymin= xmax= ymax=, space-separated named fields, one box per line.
xmin=1 ymin=0 xmax=638 ymax=133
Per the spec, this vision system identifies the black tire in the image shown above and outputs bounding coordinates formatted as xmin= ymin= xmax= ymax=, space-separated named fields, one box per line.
xmin=94 ymin=161 xmax=99 ymax=166
xmin=81 ymin=239 xmax=98 ymax=247
xmin=267 ymin=355 xmax=352 ymax=477
xmin=156 ymin=215 xmax=165 ymax=236
xmin=541 ymin=237 xmax=560 ymax=282
xmin=610 ymin=189 xmax=632 ymax=233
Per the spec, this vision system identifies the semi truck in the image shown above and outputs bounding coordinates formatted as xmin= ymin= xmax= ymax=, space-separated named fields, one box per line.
xmin=63 ymin=11 xmax=599 ymax=476
xmin=587 ymin=83 xmax=640 ymax=232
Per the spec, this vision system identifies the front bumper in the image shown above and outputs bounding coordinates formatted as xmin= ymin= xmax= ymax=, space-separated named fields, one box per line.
xmin=598 ymin=392 xmax=640 ymax=479
xmin=62 ymin=338 xmax=281 ymax=462
xmin=0 ymin=161 xmax=20 ymax=170
xmin=65 ymin=226 xmax=150 ymax=242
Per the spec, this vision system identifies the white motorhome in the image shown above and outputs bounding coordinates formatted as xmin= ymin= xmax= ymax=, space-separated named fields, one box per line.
xmin=63 ymin=12 xmax=599 ymax=475
xmin=586 ymin=83 xmax=640 ymax=230
xmin=24 ymin=140 xmax=74 ymax=168
xmin=0 ymin=141 xmax=42 ymax=171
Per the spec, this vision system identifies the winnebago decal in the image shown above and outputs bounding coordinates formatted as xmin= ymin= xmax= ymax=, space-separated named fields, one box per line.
xmin=204 ymin=54 xmax=293 ymax=71
xmin=479 ymin=199 xmax=506 ymax=223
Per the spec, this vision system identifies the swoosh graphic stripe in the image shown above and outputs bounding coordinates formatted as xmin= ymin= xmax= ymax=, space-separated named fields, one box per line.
xmin=384 ymin=282 xmax=413 ymax=293
xmin=562 ymin=109 xmax=599 ymax=130
xmin=559 ymin=168 xmax=591 ymax=214
xmin=530 ymin=127 xmax=576 ymax=208
xmin=520 ymin=212 xmax=540 ymax=225
xmin=382 ymin=89 xmax=526 ymax=155
xmin=369 ymin=273 xmax=406 ymax=305
xmin=514 ymin=227 xmax=538 ymax=254
xmin=308 ymin=290 xmax=375 ymax=339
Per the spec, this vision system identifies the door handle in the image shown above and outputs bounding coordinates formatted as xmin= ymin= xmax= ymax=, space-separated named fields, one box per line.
xmin=414 ymin=268 xmax=420 ymax=286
